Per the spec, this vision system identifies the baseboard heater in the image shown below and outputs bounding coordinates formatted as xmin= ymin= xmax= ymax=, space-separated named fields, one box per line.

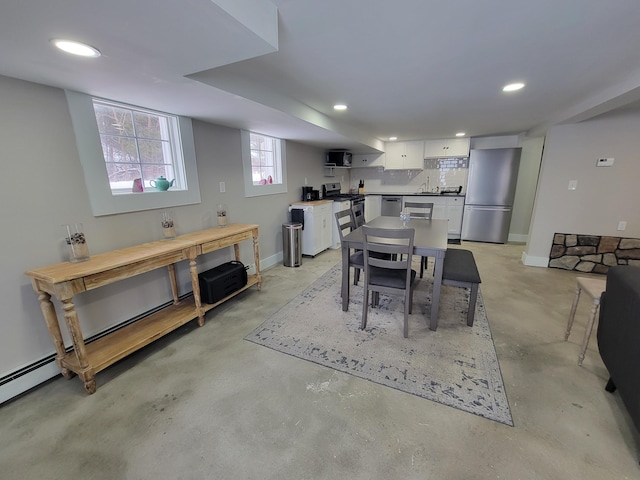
xmin=0 ymin=292 xmax=192 ymax=404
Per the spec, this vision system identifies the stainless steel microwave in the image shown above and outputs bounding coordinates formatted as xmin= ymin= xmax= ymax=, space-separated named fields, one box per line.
xmin=326 ymin=151 xmax=352 ymax=167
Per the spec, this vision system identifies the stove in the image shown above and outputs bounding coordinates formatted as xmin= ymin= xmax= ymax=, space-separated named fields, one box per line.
xmin=322 ymin=182 xmax=365 ymax=203
xmin=322 ymin=183 xmax=366 ymax=249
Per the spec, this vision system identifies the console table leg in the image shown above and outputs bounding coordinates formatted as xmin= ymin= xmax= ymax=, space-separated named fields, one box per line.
xmin=34 ymin=287 xmax=69 ymax=373
xmin=82 ymin=376 xmax=97 ymax=394
xmin=188 ymin=250 xmax=205 ymax=326
xmin=60 ymin=296 xmax=94 ymax=392
xmin=252 ymin=232 xmax=262 ymax=290
xmin=167 ymin=263 xmax=179 ymax=304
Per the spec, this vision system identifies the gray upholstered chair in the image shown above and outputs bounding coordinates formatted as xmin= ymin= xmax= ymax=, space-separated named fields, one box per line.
xmin=351 ymin=203 xmax=365 ymax=228
xmin=361 ymin=225 xmax=417 ymax=338
xmin=335 ymin=209 xmax=363 ymax=286
xmin=402 ymin=201 xmax=434 ymax=278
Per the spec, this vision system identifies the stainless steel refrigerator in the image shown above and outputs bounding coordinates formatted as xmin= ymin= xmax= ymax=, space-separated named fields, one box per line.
xmin=461 ymin=148 xmax=522 ymax=243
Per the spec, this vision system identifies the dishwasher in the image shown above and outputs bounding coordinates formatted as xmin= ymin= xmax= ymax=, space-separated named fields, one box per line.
xmin=381 ymin=196 xmax=402 ymax=216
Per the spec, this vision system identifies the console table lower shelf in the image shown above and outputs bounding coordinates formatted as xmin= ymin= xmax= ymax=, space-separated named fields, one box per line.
xmin=25 ymin=224 xmax=261 ymax=394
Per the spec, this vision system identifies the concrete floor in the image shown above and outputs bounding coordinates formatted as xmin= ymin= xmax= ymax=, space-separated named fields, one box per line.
xmin=1 ymin=243 xmax=639 ymax=479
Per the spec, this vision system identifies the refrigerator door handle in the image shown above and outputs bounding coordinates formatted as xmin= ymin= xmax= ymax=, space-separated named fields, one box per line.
xmin=466 ymin=205 xmax=511 ymax=211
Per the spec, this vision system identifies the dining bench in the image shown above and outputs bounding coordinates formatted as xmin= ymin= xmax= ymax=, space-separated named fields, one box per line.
xmin=442 ymin=248 xmax=481 ymax=327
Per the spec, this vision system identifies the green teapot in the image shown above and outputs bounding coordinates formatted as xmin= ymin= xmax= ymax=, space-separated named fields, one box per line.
xmin=149 ymin=176 xmax=175 ymax=191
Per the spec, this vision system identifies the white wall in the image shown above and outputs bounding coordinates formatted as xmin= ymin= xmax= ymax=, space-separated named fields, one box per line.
xmin=524 ymin=109 xmax=640 ymax=266
xmin=0 ymin=75 xmax=328 ymax=401
xmin=510 ymin=136 xmax=544 ymax=242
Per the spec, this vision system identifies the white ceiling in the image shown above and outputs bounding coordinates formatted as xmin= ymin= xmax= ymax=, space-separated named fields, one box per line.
xmin=2 ymin=0 xmax=640 ymax=154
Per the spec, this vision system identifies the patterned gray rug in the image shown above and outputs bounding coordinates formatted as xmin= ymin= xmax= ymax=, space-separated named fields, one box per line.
xmin=245 ymin=263 xmax=513 ymax=426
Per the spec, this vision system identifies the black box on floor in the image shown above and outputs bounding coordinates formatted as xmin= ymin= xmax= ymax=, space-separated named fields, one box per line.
xmin=198 ymin=261 xmax=247 ymax=304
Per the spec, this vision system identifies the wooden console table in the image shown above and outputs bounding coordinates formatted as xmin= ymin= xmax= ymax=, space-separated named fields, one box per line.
xmin=25 ymin=224 xmax=261 ymax=394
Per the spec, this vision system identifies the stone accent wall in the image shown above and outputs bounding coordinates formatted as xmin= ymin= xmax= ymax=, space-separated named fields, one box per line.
xmin=549 ymin=233 xmax=640 ymax=274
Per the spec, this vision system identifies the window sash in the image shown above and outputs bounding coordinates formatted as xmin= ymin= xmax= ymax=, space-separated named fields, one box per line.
xmin=66 ymin=90 xmax=201 ymax=216
xmin=92 ymin=99 xmax=186 ymax=194
xmin=241 ymin=130 xmax=287 ymax=197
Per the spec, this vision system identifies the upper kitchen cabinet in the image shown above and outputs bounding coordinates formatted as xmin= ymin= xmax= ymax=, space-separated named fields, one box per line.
xmin=351 ymin=153 xmax=386 ymax=168
xmin=384 ymin=140 xmax=424 ymax=169
xmin=424 ymin=138 xmax=470 ymax=158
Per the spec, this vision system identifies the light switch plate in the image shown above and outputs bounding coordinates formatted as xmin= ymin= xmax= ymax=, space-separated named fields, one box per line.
xmin=219 ymin=181 xmax=226 ymax=193
xmin=568 ymin=180 xmax=577 ymax=190
xmin=597 ymin=157 xmax=614 ymax=167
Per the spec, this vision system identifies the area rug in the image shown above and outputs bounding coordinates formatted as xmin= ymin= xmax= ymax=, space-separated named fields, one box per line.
xmin=244 ymin=263 xmax=513 ymax=426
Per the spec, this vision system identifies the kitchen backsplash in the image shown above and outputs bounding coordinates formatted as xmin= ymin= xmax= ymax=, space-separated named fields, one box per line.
xmin=350 ymin=158 xmax=469 ymax=194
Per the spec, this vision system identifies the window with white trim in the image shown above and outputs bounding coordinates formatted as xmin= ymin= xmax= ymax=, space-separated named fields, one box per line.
xmin=65 ymin=90 xmax=201 ymax=216
xmin=92 ymin=99 xmax=186 ymax=194
xmin=241 ymin=130 xmax=287 ymax=197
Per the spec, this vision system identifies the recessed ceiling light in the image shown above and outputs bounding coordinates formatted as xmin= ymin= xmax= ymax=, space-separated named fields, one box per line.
xmin=503 ymin=82 xmax=525 ymax=92
xmin=51 ymin=39 xmax=101 ymax=58
xmin=388 ymin=136 xmax=398 ymax=141
xmin=455 ymin=132 xmax=466 ymax=137
xmin=333 ymin=104 xmax=348 ymax=111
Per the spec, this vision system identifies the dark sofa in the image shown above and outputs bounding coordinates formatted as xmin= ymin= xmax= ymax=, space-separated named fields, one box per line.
xmin=596 ymin=265 xmax=640 ymax=433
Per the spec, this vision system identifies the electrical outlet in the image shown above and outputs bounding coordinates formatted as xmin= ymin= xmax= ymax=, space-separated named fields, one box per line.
xmin=617 ymin=221 xmax=627 ymax=231
xmin=219 ymin=181 xmax=226 ymax=193
xmin=568 ymin=180 xmax=577 ymax=190
xmin=597 ymin=157 xmax=614 ymax=167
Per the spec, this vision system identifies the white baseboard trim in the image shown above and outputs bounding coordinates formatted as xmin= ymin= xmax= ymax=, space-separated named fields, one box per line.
xmin=508 ymin=233 xmax=528 ymax=243
xmin=0 ymin=358 xmax=59 ymax=405
xmin=522 ymin=251 xmax=549 ymax=267
xmin=260 ymin=252 xmax=282 ymax=272
xmin=3 ymin=254 xmax=284 ymax=405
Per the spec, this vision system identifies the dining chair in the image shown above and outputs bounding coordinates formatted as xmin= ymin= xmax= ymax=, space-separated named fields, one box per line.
xmin=361 ymin=225 xmax=417 ymax=338
xmin=402 ymin=201 xmax=434 ymax=278
xmin=351 ymin=203 xmax=365 ymax=228
xmin=335 ymin=209 xmax=363 ymax=286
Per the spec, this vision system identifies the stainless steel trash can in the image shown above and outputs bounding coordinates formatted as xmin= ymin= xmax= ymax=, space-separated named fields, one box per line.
xmin=282 ymin=222 xmax=302 ymax=267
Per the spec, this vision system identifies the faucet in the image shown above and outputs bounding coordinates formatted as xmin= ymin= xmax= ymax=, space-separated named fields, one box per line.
xmin=417 ymin=176 xmax=429 ymax=193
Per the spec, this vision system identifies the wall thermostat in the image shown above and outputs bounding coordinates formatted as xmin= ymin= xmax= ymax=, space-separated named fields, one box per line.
xmin=596 ymin=157 xmax=614 ymax=167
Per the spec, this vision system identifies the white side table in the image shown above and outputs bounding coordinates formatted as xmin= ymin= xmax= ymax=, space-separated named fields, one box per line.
xmin=564 ymin=276 xmax=607 ymax=365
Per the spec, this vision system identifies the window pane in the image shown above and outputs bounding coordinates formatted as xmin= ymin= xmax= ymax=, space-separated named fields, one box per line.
xmin=94 ymin=103 xmax=134 ymax=136
xmin=133 ymin=112 xmax=163 ymax=140
xmin=92 ymin=98 xmax=186 ymax=195
xmin=138 ymin=139 xmax=170 ymax=164
xmin=101 ymin=136 xmax=138 ymax=163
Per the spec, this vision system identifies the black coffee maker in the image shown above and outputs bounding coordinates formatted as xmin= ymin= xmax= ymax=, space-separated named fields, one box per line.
xmin=301 ymin=186 xmax=313 ymax=201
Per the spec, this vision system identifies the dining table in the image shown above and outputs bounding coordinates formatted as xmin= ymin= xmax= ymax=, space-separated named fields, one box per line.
xmin=340 ymin=216 xmax=449 ymax=331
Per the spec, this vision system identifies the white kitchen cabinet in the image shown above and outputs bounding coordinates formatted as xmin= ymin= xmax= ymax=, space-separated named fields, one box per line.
xmin=365 ymin=195 xmax=382 ymax=222
xmin=351 ymin=153 xmax=385 ymax=168
xmin=401 ymin=195 xmax=464 ymax=238
xmin=431 ymin=197 xmax=448 ymax=221
xmin=384 ymin=141 xmax=424 ymax=169
xmin=291 ymin=201 xmax=333 ymax=256
xmin=424 ymin=138 xmax=470 ymax=158
xmin=446 ymin=196 xmax=464 ymax=236
xmin=318 ymin=202 xmax=333 ymax=252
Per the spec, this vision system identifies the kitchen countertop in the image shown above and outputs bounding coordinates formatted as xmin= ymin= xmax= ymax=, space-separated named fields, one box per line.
xmin=290 ymin=199 xmax=333 ymax=206
xmin=364 ymin=192 xmax=465 ymax=197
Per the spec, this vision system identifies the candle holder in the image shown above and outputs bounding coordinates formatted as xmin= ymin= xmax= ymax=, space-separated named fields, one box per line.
xmin=216 ymin=204 xmax=228 ymax=228
xmin=64 ymin=223 xmax=90 ymax=262
xmin=161 ymin=211 xmax=176 ymax=239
